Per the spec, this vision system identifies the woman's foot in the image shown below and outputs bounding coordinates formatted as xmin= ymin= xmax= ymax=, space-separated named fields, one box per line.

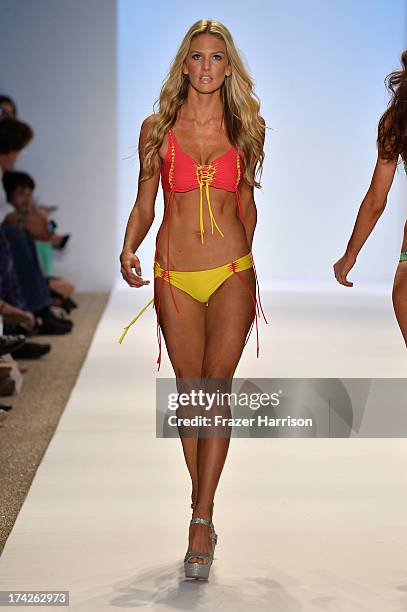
xmin=187 ymin=507 xmax=214 ymax=565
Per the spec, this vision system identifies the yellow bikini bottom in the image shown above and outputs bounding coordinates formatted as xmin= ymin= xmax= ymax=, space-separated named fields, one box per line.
xmin=118 ymin=252 xmax=255 ymax=344
xmin=118 ymin=251 xmax=268 ymax=372
xmin=154 ymin=251 xmax=254 ymax=303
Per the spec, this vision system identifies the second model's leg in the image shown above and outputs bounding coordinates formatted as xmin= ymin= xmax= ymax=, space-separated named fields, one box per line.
xmin=392 ymin=261 xmax=407 ymax=346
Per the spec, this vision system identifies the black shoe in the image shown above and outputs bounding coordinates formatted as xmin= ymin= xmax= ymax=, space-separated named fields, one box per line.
xmin=37 ymin=319 xmax=72 ymax=335
xmin=60 ymin=297 xmax=78 ymax=314
xmin=52 ymin=234 xmax=70 ymax=250
xmin=49 ymin=290 xmax=78 ymax=314
xmin=0 ymin=403 xmax=13 ymax=421
xmin=64 ymin=297 xmax=78 ymax=310
xmin=49 ymin=306 xmax=73 ymax=325
xmin=0 ymin=377 xmax=15 ymax=397
xmin=11 ymin=342 xmax=51 ymax=359
xmin=34 ymin=306 xmax=73 ymax=331
xmin=0 ymin=334 xmax=27 ymax=356
xmin=2 ymin=322 xmax=41 ymax=338
xmin=15 ymin=321 xmax=41 ymax=337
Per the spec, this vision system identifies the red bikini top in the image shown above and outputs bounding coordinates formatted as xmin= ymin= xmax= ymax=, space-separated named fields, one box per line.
xmin=160 ymin=128 xmax=245 ymax=243
xmin=161 ymin=128 xmax=244 ymax=192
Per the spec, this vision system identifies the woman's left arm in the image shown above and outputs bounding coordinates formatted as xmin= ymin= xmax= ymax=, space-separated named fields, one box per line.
xmin=238 ymin=182 xmax=257 ymax=249
xmin=238 ymin=116 xmax=265 ymax=249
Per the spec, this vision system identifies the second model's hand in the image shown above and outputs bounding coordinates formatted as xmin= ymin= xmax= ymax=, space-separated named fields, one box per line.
xmin=334 ymin=149 xmax=398 ymax=287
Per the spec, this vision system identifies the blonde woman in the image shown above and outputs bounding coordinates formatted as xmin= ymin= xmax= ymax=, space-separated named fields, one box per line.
xmin=119 ymin=19 xmax=267 ymax=579
xmin=334 ymin=50 xmax=407 ymax=346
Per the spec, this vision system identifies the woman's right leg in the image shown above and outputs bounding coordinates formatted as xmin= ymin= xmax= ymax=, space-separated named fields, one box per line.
xmin=154 ymin=278 xmax=213 ymax=561
xmin=392 ymin=261 xmax=407 ymax=346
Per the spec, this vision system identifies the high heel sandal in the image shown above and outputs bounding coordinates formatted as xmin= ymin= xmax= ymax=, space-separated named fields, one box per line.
xmin=191 ymin=501 xmax=218 ymax=547
xmin=184 ymin=517 xmax=214 ymax=580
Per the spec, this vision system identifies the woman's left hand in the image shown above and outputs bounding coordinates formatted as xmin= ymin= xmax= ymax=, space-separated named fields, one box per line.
xmin=333 ymin=253 xmax=356 ymax=287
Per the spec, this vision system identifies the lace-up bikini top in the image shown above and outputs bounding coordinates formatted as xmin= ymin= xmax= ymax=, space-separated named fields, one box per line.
xmin=160 ymin=128 xmax=245 ymax=243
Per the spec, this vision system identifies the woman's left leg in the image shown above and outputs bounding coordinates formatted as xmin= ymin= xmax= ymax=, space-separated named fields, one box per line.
xmin=192 ymin=267 xmax=256 ymax=520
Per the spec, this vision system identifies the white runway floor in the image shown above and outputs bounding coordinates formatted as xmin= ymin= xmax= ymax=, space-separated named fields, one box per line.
xmin=0 ymin=287 xmax=406 ymax=611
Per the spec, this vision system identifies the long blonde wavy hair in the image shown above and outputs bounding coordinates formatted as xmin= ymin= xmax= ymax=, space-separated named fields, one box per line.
xmin=140 ymin=19 xmax=266 ymax=188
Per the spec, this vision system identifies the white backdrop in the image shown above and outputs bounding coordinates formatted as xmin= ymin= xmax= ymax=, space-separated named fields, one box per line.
xmin=0 ymin=1 xmax=405 ymax=292
xmin=0 ymin=0 xmax=117 ymax=291
xmin=118 ymin=0 xmax=407 ymax=292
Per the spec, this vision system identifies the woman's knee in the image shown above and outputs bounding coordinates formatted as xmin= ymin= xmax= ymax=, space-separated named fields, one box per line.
xmin=174 ymin=370 xmax=203 ymax=393
xmin=392 ymin=265 xmax=407 ymax=305
xmin=201 ymin=347 xmax=240 ymax=380
xmin=201 ymin=360 xmax=236 ymax=380
xmin=174 ymin=363 xmax=202 ymax=377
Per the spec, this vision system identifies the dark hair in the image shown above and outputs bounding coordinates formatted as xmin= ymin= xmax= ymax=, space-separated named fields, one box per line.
xmin=2 ymin=170 xmax=35 ymax=200
xmin=0 ymin=95 xmax=17 ymax=118
xmin=377 ymin=50 xmax=407 ymax=161
xmin=0 ymin=118 xmax=33 ymax=154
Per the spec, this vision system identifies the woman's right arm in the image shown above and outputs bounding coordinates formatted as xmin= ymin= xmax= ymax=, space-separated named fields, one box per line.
xmin=333 ymin=151 xmax=398 ymax=287
xmin=120 ymin=115 xmax=161 ymax=288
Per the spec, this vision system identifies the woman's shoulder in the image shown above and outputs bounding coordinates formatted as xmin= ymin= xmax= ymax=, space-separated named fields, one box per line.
xmin=140 ymin=113 xmax=160 ymax=135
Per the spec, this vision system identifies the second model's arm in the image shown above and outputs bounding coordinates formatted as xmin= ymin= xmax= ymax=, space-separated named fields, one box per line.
xmin=120 ymin=115 xmax=161 ymax=288
xmin=334 ymin=149 xmax=398 ymax=287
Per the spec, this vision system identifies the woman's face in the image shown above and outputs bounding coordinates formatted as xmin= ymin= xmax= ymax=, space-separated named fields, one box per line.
xmin=183 ymin=33 xmax=231 ymax=93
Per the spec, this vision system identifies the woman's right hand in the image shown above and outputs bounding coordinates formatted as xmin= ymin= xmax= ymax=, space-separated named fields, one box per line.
xmin=120 ymin=250 xmax=150 ymax=288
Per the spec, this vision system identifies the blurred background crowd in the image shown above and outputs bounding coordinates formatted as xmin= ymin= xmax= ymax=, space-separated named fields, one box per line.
xmin=0 ymin=94 xmax=77 ymax=411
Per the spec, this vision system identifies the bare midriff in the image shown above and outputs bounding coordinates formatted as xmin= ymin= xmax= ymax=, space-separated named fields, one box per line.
xmin=154 ymin=187 xmax=251 ymax=271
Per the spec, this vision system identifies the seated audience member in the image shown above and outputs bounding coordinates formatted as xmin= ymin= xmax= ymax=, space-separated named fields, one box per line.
xmin=0 ymin=222 xmax=71 ymax=346
xmin=0 ymin=223 xmax=74 ymax=335
xmin=0 ymin=118 xmax=32 ymax=222
xmin=0 ymin=95 xmax=17 ymax=120
xmin=2 ymin=171 xmax=75 ymax=311
xmin=2 ymin=170 xmax=70 ymax=249
xmin=0 ymin=97 xmax=58 ymax=215
xmin=0 ymin=228 xmax=51 ymax=358
xmin=0 ymin=118 xmax=74 ymax=333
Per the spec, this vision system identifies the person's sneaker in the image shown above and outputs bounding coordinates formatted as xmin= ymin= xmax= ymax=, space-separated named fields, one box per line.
xmin=11 ymin=342 xmax=51 ymax=359
xmin=0 ymin=334 xmax=27 ymax=356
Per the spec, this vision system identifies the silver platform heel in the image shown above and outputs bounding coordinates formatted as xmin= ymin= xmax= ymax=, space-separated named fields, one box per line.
xmin=184 ymin=517 xmax=214 ymax=580
xmin=191 ymin=501 xmax=218 ymax=547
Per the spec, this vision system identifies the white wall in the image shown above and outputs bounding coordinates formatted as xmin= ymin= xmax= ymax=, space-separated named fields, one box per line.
xmin=0 ymin=0 xmax=117 ymax=291
xmin=118 ymin=0 xmax=406 ymax=291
